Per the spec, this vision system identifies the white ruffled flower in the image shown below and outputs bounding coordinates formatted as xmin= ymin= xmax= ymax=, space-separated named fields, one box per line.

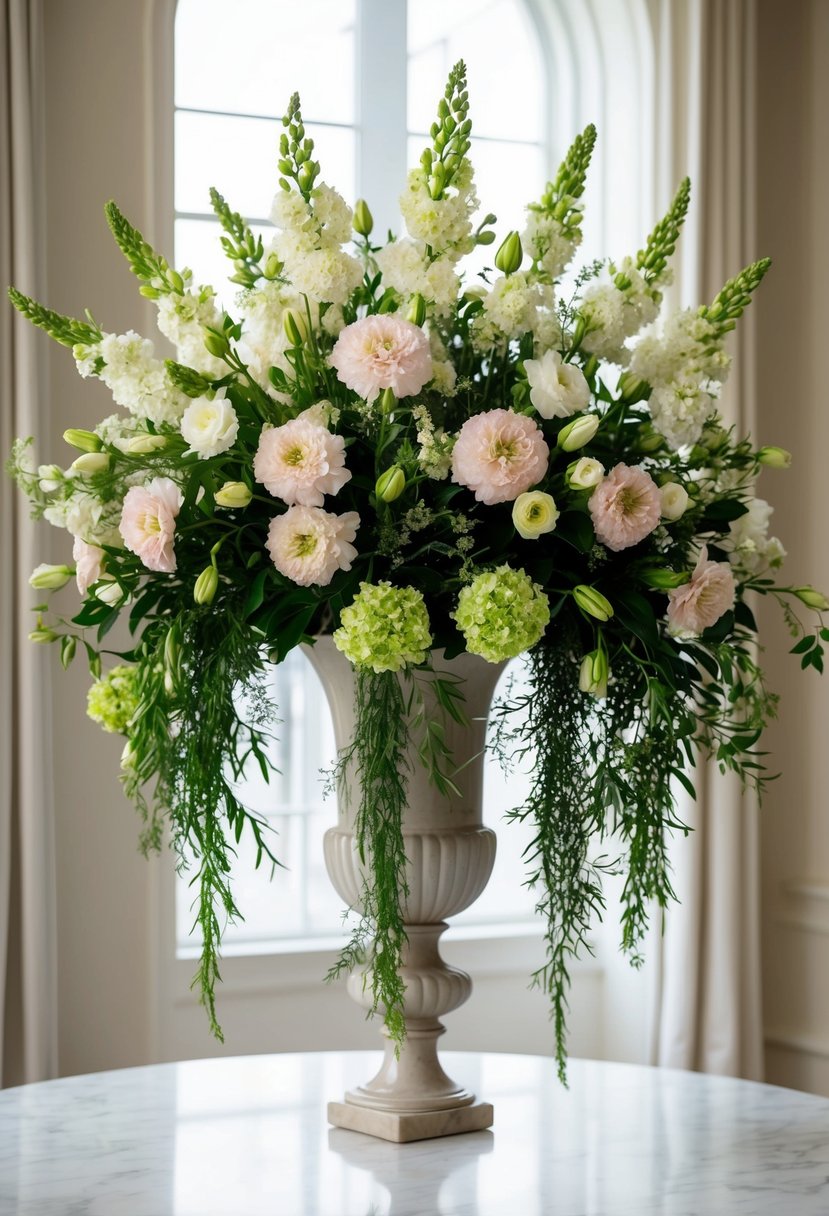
xmin=180 ymin=394 xmax=239 ymax=459
xmin=581 ymin=261 xmax=660 ymax=364
xmin=524 ymin=350 xmax=590 ymax=419
xmin=156 ymin=288 xmax=225 ymax=377
xmin=376 ymin=239 xmax=460 ymax=319
xmin=523 ymin=207 xmax=580 ymax=279
xmin=44 ymin=489 xmax=122 ymax=548
xmin=97 ymin=331 xmax=189 ymax=426
xmin=270 ymin=182 xmax=361 ymax=306
xmin=725 ymin=498 xmax=787 ymax=576
xmin=399 ymin=161 xmax=478 ymax=261
xmin=266 ymin=505 xmax=359 ymax=587
xmin=649 ymin=379 xmax=715 ymax=450
xmin=286 ymin=246 xmax=362 ymax=306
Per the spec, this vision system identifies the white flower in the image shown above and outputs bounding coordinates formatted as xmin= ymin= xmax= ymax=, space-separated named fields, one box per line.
xmin=659 ymin=482 xmax=690 ymax=521
xmin=376 ymin=239 xmax=460 ymax=319
xmin=524 ymin=350 xmax=590 ymax=419
xmin=156 ymin=288 xmax=225 ymax=378
xmin=266 ymin=505 xmax=360 ymax=587
xmin=522 ymin=208 xmax=580 ymax=280
xmin=566 ymin=457 xmax=605 ymax=490
xmin=180 ymin=395 xmax=239 ymax=459
xmin=399 ymin=162 xmax=478 ymax=261
xmin=581 ymin=261 xmax=660 ymax=365
xmin=73 ymin=536 xmax=105 ymax=594
xmin=97 ymin=331 xmax=189 ymax=426
xmin=649 ymin=379 xmax=715 ymax=450
xmin=726 ymin=498 xmax=787 ymax=576
xmin=285 ymin=246 xmax=362 ymax=306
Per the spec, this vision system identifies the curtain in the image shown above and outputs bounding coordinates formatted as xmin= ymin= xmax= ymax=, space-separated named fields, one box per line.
xmin=0 ymin=0 xmax=58 ymax=1087
xmin=647 ymin=0 xmax=764 ymax=1079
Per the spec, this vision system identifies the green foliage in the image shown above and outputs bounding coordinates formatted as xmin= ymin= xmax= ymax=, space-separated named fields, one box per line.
xmin=636 ymin=177 xmax=691 ymax=284
xmin=277 ymin=92 xmax=321 ymax=200
xmin=105 ymin=201 xmax=188 ymax=298
xmin=418 ymin=60 xmax=472 ymax=198
xmin=7 ymin=286 xmax=102 ymax=348
xmin=209 ymin=186 xmax=266 ymax=287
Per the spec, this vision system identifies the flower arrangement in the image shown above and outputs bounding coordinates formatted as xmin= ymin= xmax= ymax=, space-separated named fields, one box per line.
xmin=9 ymin=62 xmax=828 ymax=1078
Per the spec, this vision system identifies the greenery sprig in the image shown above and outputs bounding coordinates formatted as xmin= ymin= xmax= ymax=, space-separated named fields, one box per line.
xmin=105 ymin=200 xmax=189 ymax=299
xmin=531 ymin=123 xmax=598 ymax=241
xmin=209 ymin=186 xmax=267 ymax=288
xmin=420 ymin=59 xmax=472 ymax=199
xmin=7 ymin=286 xmax=102 ymax=348
xmin=636 ymin=176 xmax=691 ymax=284
xmin=702 ymin=257 xmax=772 ymax=335
xmin=277 ymin=93 xmax=320 ymax=201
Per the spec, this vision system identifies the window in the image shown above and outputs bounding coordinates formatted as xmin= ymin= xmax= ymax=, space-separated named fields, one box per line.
xmin=170 ymin=0 xmax=655 ymax=962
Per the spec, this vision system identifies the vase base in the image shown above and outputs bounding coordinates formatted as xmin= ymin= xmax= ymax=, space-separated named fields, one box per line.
xmin=327 ymin=1099 xmax=494 ymax=1143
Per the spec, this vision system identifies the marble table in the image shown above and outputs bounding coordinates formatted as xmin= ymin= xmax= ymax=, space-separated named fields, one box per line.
xmin=3 ymin=1051 xmax=829 ymax=1215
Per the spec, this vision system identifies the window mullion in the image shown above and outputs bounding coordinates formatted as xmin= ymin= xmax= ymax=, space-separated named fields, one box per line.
xmin=356 ymin=0 xmax=408 ymax=237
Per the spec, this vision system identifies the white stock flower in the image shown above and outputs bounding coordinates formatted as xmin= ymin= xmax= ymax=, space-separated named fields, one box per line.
xmin=286 ymin=246 xmax=362 ymax=306
xmin=376 ymin=239 xmax=460 ymax=319
xmin=524 ymin=350 xmax=590 ymax=420
xmin=399 ymin=162 xmax=478 ymax=261
xmin=522 ymin=208 xmax=580 ymax=279
xmin=726 ymin=498 xmax=787 ymax=576
xmin=156 ymin=289 xmax=225 ymax=378
xmin=649 ymin=379 xmax=715 ymax=450
xmin=98 ymin=331 xmax=189 ymax=426
xmin=180 ymin=395 xmax=239 ymax=459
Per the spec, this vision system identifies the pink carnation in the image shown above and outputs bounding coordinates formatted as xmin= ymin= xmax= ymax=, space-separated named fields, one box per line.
xmin=267 ymin=505 xmax=359 ymax=587
xmin=588 ymin=463 xmax=661 ymax=551
xmin=119 ymin=477 xmax=183 ymax=573
xmin=667 ymin=546 xmax=736 ymax=636
xmin=254 ymin=418 xmax=351 ymax=507
xmin=452 ymin=408 xmax=550 ymax=505
xmin=73 ymin=536 xmax=105 ymax=595
xmin=330 ymin=315 xmax=433 ymax=401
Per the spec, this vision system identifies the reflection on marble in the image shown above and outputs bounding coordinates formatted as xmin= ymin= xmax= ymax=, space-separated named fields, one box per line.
xmin=3 ymin=1051 xmax=829 ymax=1214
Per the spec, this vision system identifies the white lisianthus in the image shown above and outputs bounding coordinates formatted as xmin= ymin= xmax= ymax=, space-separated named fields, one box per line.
xmin=525 ymin=350 xmax=590 ymax=420
xmin=726 ymin=498 xmax=787 ymax=576
xmin=73 ymin=536 xmax=106 ymax=594
xmin=29 ymin=563 xmax=73 ymax=590
xmin=659 ymin=482 xmax=690 ymax=521
xmin=181 ymin=395 xmax=239 ymax=459
xmin=512 ymin=491 xmax=560 ymax=540
xmin=566 ymin=457 xmax=605 ymax=490
xmin=579 ymin=648 xmax=608 ymax=698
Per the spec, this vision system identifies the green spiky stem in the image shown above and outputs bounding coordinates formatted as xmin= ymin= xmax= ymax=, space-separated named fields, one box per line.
xmin=419 ymin=60 xmax=472 ymax=199
xmin=702 ymin=257 xmax=772 ymax=337
xmin=105 ymin=200 xmax=188 ymax=298
xmin=637 ymin=177 xmax=691 ymax=284
xmin=277 ymin=93 xmax=320 ymax=201
xmin=7 ymin=286 xmax=102 ymax=349
xmin=209 ymin=187 xmax=266 ymax=288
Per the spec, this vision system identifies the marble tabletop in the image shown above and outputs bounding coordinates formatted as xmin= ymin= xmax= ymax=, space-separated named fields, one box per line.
xmin=2 ymin=1050 xmax=829 ymax=1215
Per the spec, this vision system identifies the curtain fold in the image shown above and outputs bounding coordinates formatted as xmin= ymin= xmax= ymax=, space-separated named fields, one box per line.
xmin=0 ymin=0 xmax=58 ymax=1087
xmin=648 ymin=0 xmax=764 ymax=1080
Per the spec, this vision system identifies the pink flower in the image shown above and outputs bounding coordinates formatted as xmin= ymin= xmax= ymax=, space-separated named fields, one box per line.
xmin=266 ymin=506 xmax=359 ymax=587
xmin=73 ymin=536 xmax=105 ymax=595
xmin=667 ymin=546 xmax=736 ymax=636
xmin=254 ymin=418 xmax=351 ymax=507
xmin=119 ymin=477 xmax=183 ymax=573
xmin=588 ymin=463 xmax=662 ymax=551
xmin=452 ymin=408 xmax=550 ymax=505
xmin=330 ymin=315 xmax=433 ymax=401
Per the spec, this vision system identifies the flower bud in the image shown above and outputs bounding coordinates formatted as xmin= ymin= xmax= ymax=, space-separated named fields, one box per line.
xmin=659 ymin=482 xmax=689 ymax=521
xmin=793 ymin=587 xmax=829 ymax=611
xmin=353 ymin=198 xmax=374 ymax=237
xmin=558 ymin=414 xmax=600 ymax=452
xmin=95 ymin=579 xmax=124 ymax=606
xmin=29 ymin=563 xmax=73 ymax=590
xmin=637 ymin=430 xmax=665 ymax=454
xmin=120 ymin=740 xmax=136 ymax=771
xmin=375 ymin=466 xmax=406 ymax=503
xmin=194 ymin=566 xmax=219 ymax=605
xmin=282 ymin=308 xmax=307 ymax=346
xmin=28 ymin=627 xmax=57 ymax=643
xmin=757 ymin=445 xmax=792 ymax=469
xmin=573 ymin=584 xmax=614 ymax=621
xmin=494 ymin=230 xmax=523 ymax=276
xmin=566 ymin=457 xmax=605 ymax=490
xmin=60 ymin=635 xmax=77 ymax=669
xmin=380 ymin=386 xmax=396 ymax=414
xmin=476 ymin=229 xmax=496 ymax=246
xmin=639 ymin=567 xmax=690 ymax=590
xmin=215 ymin=481 xmax=253 ymax=509
xmin=264 ymin=252 xmax=282 ymax=280
xmin=512 ymin=490 xmax=559 ymax=540
xmin=617 ymin=373 xmax=649 ymax=404
xmin=164 ymin=623 xmax=180 ymax=672
xmin=579 ymin=648 xmax=608 ymax=698
xmin=37 ymin=464 xmax=65 ymax=493
xmin=163 ymin=668 xmax=176 ymax=697
xmin=406 ymin=293 xmax=427 ymax=327
xmin=63 ymin=428 xmax=102 ymax=453
xmin=71 ymin=452 xmax=111 ymax=476
xmin=203 ymin=330 xmax=229 ymax=358
xmin=124 ymin=434 xmax=169 ymax=455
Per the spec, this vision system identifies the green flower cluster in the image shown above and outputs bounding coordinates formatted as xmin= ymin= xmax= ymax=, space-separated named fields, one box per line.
xmin=453 ymin=566 xmax=551 ymax=663
xmin=333 ymin=582 xmax=432 ymax=673
xmin=86 ymin=665 xmax=139 ymax=735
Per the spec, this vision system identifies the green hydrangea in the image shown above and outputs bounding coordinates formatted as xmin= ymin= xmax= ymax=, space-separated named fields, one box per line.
xmin=334 ymin=581 xmax=432 ymax=673
xmin=453 ymin=565 xmax=550 ymax=663
xmin=87 ymin=664 xmax=139 ymax=734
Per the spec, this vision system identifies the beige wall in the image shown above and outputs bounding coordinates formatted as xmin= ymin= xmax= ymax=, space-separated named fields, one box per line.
xmin=34 ymin=0 xmax=829 ymax=1087
xmin=756 ymin=0 xmax=829 ymax=1094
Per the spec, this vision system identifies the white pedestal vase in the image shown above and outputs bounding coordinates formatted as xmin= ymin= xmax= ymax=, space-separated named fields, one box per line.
xmin=303 ymin=637 xmax=504 ymax=1143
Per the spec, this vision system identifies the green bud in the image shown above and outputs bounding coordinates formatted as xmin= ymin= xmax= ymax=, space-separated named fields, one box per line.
xmin=95 ymin=580 xmax=125 ymax=607
xmin=124 ymin=434 xmax=169 ymax=455
xmin=757 ymin=445 xmax=792 ymax=469
xmin=282 ymin=308 xmax=307 ymax=346
xmin=194 ymin=566 xmax=219 ymax=606
xmin=573 ymin=584 xmax=614 ymax=622
xmin=558 ymin=414 xmax=600 ymax=451
xmin=570 ymin=316 xmax=587 ymax=349
xmin=639 ymin=567 xmax=690 ymax=590
xmin=63 ymin=428 xmax=103 ymax=453
xmin=406 ymin=293 xmax=427 ymax=327
xmin=578 ymin=647 xmax=608 ymax=698
xmin=264 ymin=252 xmax=282 ymax=279
xmin=60 ymin=635 xmax=77 ymax=669
xmin=29 ymin=563 xmax=73 ymax=591
xmin=637 ymin=430 xmax=664 ymax=454
xmin=71 ymin=452 xmax=111 ymax=476
xmin=215 ymin=481 xmax=253 ymax=509
xmin=793 ymin=587 xmax=829 ymax=611
xmin=617 ymin=372 xmax=649 ymax=404
xmin=28 ymin=627 xmax=57 ymax=643
xmin=164 ymin=622 xmax=181 ymax=674
xmin=203 ymin=330 xmax=230 ymax=358
xmin=375 ymin=466 xmax=406 ymax=503
xmin=380 ymin=386 xmax=396 ymax=414
xmin=353 ymin=198 xmax=374 ymax=237
xmin=494 ymin=230 xmax=523 ymax=276
xmin=476 ymin=230 xmax=496 ymax=246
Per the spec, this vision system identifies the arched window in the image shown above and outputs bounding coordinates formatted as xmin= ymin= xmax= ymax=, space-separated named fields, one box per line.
xmin=167 ymin=0 xmax=655 ymax=1038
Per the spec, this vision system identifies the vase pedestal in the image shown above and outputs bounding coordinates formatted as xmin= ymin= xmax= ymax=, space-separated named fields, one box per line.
xmin=304 ymin=640 xmax=503 ymax=1143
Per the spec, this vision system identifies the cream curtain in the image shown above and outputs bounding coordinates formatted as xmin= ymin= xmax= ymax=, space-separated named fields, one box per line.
xmin=648 ymin=0 xmax=764 ymax=1079
xmin=0 ymin=0 xmax=58 ymax=1087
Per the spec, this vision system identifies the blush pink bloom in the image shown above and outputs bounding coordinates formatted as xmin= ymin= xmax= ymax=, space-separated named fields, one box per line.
xmin=667 ymin=546 xmax=736 ymax=636
xmin=119 ymin=477 xmax=183 ymax=573
xmin=266 ymin=505 xmax=359 ymax=587
xmin=254 ymin=418 xmax=351 ymax=507
xmin=452 ymin=408 xmax=550 ymax=505
xmin=73 ymin=535 xmax=105 ymax=595
xmin=588 ymin=463 xmax=662 ymax=551
xmin=330 ymin=315 xmax=433 ymax=401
